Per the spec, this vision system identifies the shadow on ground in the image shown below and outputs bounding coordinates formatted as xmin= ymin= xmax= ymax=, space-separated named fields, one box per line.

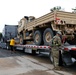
xmin=0 ymin=48 xmax=25 ymax=58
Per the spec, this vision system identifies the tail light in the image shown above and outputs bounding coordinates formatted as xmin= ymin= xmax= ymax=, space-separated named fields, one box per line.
xmin=55 ymin=18 xmax=66 ymax=24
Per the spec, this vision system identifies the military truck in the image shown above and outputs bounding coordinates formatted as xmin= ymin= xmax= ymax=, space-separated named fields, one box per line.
xmin=17 ymin=10 xmax=76 ymax=66
xmin=18 ymin=10 xmax=76 ymax=45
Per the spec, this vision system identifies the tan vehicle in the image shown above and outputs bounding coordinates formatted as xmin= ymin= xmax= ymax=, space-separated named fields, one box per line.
xmin=18 ymin=10 xmax=76 ymax=45
xmin=17 ymin=10 xmax=76 ymax=66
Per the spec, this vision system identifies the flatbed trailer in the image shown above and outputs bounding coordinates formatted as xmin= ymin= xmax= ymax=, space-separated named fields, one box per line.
xmin=15 ymin=44 xmax=76 ymax=66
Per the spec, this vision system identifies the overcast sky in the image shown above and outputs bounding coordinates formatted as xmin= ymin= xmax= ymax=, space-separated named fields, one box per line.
xmin=0 ymin=0 xmax=76 ymax=32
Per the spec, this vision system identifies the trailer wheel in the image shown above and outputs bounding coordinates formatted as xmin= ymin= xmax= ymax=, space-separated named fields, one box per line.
xmin=20 ymin=38 xmax=23 ymax=44
xmin=43 ymin=28 xmax=54 ymax=45
xmin=34 ymin=30 xmax=42 ymax=45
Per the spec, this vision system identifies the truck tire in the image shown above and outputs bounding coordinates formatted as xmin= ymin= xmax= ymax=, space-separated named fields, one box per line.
xmin=19 ymin=33 xmax=25 ymax=44
xmin=33 ymin=30 xmax=42 ymax=45
xmin=43 ymin=28 xmax=54 ymax=45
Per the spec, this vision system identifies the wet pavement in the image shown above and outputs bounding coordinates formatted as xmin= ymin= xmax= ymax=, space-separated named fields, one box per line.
xmin=0 ymin=48 xmax=76 ymax=75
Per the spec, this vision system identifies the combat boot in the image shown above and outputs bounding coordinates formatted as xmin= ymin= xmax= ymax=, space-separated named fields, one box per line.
xmin=53 ymin=66 xmax=62 ymax=70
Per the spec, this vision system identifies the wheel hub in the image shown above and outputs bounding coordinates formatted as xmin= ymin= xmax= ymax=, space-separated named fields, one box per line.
xmin=35 ymin=34 xmax=40 ymax=43
xmin=45 ymin=32 xmax=52 ymax=43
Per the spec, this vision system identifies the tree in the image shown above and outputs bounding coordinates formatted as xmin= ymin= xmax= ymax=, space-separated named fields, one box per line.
xmin=0 ymin=33 xmax=2 ymax=41
xmin=50 ymin=6 xmax=62 ymax=12
xmin=72 ymin=7 xmax=76 ymax=13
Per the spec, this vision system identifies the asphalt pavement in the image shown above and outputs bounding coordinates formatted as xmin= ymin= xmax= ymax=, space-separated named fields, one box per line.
xmin=0 ymin=48 xmax=76 ymax=75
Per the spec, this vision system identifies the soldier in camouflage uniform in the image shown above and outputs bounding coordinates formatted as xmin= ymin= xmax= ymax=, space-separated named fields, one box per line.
xmin=51 ymin=31 xmax=62 ymax=69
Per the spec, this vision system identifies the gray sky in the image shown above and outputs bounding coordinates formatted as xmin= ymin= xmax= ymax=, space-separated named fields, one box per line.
xmin=0 ymin=0 xmax=76 ymax=32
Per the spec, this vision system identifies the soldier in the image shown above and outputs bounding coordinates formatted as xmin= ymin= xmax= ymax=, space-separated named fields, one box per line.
xmin=51 ymin=31 xmax=63 ymax=70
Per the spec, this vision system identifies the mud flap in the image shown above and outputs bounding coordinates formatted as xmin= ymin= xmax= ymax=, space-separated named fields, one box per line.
xmin=62 ymin=52 xmax=74 ymax=66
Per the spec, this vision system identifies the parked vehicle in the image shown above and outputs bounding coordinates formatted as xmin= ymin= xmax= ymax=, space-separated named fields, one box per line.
xmin=1 ymin=25 xmax=18 ymax=49
xmin=2 ymin=24 xmax=18 ymax=42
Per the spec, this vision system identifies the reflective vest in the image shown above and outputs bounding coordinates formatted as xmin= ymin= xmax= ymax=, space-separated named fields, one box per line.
xmin=10 ymin=39 xmax=15 ymax=46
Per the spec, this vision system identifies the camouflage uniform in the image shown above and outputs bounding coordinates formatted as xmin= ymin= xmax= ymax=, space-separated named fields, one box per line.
xmin=51 ymin=35 xmax=62 ymax=68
